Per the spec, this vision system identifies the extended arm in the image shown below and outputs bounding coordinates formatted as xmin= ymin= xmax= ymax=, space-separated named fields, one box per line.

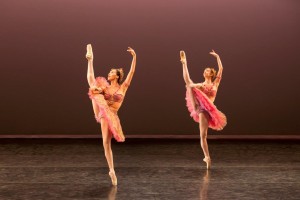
xmin=123 ymin=47 xmax=136 ymax=87
xmin=210 ymin=50 xmax=223 ymax=86
xmin=86 ymin=44 xmax=95 ymax=87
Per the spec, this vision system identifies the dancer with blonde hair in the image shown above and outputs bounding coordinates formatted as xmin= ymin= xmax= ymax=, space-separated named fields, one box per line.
xmin=180 ymin=50 xmax=227 ymax=169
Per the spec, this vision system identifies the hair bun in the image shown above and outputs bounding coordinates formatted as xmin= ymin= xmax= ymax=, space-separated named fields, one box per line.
xmin=118 ymin=68 xmax=124 ymax=82
xmin=210 ymin=68 xmax=217 ymax=80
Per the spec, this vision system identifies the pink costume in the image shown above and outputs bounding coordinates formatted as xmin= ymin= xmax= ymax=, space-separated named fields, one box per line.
xmin=185 ymin=78 xmax=227 ymax=130
xmin=88 ymin=77 xmax=126 ymax=142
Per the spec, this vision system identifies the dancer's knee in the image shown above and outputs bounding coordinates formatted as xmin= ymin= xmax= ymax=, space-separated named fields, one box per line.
xmin=200 ymin=133 xmax=207 ymax=141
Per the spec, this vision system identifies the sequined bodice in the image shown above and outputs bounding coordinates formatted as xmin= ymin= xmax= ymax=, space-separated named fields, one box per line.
xmin=103 ymin=92 xmax=123 ymax=103
xmin=103 ymin=87 xmax=124 ymax=106
xmin=200 ymin=83 xmax=217 ymax=98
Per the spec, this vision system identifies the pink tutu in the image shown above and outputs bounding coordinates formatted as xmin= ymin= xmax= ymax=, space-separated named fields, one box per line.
xmin=185 ymin=87 xmax=227 ymax=131
xmin=88 ymin=77 xmax=125 ymax=142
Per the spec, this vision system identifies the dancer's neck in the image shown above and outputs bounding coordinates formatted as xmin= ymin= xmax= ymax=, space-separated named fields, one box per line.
xmin=204 ymin=78 xmax=212 ymax=85
xmin=110 ymin=79 xmax=119 ymax=87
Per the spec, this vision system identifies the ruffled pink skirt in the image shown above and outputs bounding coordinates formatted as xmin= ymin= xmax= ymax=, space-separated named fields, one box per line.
xmin=185 ymin=87 xmax=227 ymax=131
xmin=88 ymin=77 xmax=125 ymax=142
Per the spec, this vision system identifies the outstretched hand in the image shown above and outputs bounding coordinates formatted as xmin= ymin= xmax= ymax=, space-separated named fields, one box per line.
xmin=209 ymin=50 xmax=219 ymax=58
xmin=180 ymin=50 xmax=187 ymax=63
xmin=86 ymin=44 xmax=93 ymax=60
xmin=127 ymin=47 xmax=136 ymax=57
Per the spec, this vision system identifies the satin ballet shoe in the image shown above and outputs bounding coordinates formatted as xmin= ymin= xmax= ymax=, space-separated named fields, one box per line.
xmin=203 ymin=157 xmax=211 ymax=170
xmin=109 ymin=171 xmax=118 ymax=186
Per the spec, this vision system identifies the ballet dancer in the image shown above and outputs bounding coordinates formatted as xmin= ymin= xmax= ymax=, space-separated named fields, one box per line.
xmin=86 ymin=44 xmax=136 ymax=185
xmin=180 ymin=50 xmax=227 ymax=169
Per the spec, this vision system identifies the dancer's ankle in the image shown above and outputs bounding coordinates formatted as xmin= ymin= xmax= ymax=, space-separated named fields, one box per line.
xmin=204 ymin=156 xmax=210 ymax=160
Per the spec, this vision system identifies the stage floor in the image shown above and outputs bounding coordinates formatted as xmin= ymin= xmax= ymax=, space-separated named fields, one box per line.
xmin=0 ymin=139 xmax=299 ymax=199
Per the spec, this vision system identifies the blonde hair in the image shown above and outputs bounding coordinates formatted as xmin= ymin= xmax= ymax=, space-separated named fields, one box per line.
xmin=210 ymin=68 xmax=217 ymax=80
xmin=205 ymin=67 xmax=217 ymax=80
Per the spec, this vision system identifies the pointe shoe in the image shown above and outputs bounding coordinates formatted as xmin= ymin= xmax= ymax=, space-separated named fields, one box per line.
xmin=109 ymin=171 xmax=118 ymax=186
xmin=203 ymin=157 xmax=211 ymax=170
xmin=86 ymin=44 xmax=93 ymax=60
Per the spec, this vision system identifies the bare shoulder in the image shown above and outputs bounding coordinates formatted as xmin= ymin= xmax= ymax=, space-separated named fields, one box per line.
xmin=120 ymin=81 xmax=130 ymax=92
xmin=194 ymin=82 xmax=204 ymax=89
xmin=213 ymin=76 xmax=222 ymax=87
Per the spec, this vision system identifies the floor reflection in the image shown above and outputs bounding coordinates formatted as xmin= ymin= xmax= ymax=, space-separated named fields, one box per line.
xmin=199 ymin=170 xmax=210 ymax=200
xmin=107 ymin=186 xmax=117 ymax=200
xmin=1 ymin=139 xmax=298 ymax=199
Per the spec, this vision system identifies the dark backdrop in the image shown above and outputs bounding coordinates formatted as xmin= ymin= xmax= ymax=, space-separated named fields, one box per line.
xmin=1 ymin=0 xmax=299 ymax=135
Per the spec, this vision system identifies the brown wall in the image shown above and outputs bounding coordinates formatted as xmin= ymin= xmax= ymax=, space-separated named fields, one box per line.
xmin=1 ymin=0 xmax=300 ymax=135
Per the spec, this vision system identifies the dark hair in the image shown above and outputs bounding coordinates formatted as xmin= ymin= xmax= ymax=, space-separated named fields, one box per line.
xmin=113 ymin=68 xmax=124 ymax=84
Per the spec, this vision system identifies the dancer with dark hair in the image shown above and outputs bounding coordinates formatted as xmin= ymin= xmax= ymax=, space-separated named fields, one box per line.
xmin=180 ymin=50 xmax=227 ymax=169
xmin=86 ymin=44 xmax=136 ymax=185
